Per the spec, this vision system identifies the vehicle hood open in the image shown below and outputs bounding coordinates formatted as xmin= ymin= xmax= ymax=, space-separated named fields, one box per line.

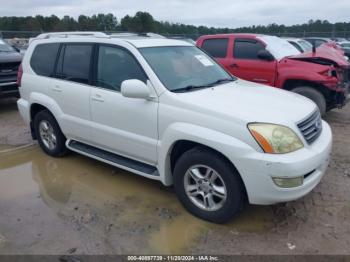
xmin=288 ymin=45 xmax=349 ymax=67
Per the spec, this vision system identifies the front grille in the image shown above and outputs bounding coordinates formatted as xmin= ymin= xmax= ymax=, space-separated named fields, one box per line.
xmin=297 ymin=110 xmax=322 ymax=144
xmin=0 ymin=62 xmax=20 ymax=72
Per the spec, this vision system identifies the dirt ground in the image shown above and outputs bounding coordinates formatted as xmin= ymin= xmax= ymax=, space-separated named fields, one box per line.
xmin=0 ymin=98 xmax=349 ymax=255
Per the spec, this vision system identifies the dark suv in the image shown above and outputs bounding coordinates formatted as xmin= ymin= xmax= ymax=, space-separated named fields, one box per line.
xmin=0 ymin=39 xmax=22 ymax=98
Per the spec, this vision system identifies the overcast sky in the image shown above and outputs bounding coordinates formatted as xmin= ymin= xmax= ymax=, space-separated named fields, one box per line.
xmin=0 ymin=0 xmax=349 ymax=28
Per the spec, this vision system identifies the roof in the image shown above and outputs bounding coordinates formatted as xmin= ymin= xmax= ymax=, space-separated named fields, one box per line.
xmin=30 ymin=31 xmax=192 ymax=48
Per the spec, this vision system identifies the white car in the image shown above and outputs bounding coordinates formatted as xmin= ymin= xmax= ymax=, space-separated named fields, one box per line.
xmin=284 ymin=37 xmax=313 ymax=53
xmin=17 ymin=32 xmax=332 ymax=223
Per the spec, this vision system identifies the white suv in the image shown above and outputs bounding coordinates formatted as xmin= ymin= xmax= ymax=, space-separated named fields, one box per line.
xmin=17 ymin=32 xmax=332 ymax=223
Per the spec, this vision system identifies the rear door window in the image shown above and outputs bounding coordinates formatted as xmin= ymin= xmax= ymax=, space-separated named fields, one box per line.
xmin=201 ymin=38 xmax=228 ymax=58
xmin=233 ymin=39 xmax=265 ymax=59
xmin=56 ymin=44 xmax=93 ymax=85
xmin=30 ymin=43 xmax=60 ymax=77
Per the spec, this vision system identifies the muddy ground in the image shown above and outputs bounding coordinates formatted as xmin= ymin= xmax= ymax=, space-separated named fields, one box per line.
xmin=0 ymin=97 xmax=349 ymax=255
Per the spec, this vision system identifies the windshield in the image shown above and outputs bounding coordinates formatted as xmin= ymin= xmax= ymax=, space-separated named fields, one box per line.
xmin=257 ymin=36 xmax=300 ymax=60
xmin=0 ymin=40 xmax=15 ymax=52
xmin=139 ymin=46 xmax=234 ymax=92
xmin=298 ymin=40 xmax=313 ymax=52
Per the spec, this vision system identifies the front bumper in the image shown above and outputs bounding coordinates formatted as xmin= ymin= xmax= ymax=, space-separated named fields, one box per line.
xmin=235 ymin=121 xmax=332 ymax=205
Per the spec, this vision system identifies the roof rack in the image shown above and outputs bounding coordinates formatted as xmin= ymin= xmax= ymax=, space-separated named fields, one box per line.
xmin=35 ymin=31 xmax=110 ymax=40
xmin=109 ymin=32 xmax=165 ymax=39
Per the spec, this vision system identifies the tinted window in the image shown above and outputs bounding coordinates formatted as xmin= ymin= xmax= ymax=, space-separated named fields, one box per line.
xmin=233 ymin=39 xmax=265 ymax=59
xmin=58 ymin=44 xmax=93 ymax=84
xmin=30 ymin=43 xmax=60 ymax=77
xmin=201 ymin=38 xmax=228 ymax=58
xmin=96 ymin=45 xmax=147 ymax=91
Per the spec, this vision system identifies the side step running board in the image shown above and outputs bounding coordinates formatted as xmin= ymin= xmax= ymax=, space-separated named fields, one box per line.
xmin=67 ymin=140 xmax=159 ymax=177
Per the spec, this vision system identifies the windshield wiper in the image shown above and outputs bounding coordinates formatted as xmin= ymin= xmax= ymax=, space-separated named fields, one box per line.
xmin=173 ymin=78 xmax=235 ymax=93
xmin=172 ymin=84 xmax=211 ymax=93
xmin=207 ymin=78 xmax=235 ymax=86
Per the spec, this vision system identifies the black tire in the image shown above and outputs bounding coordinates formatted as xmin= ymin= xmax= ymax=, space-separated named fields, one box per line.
xmin=173 ymin=147 xmax=245 ymax=223
xmin=292 ymin=87 xmax=327 ymax=116
xmin=34 ymin=110 xmax=68 ymax=157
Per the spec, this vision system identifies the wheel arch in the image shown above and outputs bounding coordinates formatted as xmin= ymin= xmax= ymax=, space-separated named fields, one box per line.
xmin=158 ymin=123 xmax=252 ymax=199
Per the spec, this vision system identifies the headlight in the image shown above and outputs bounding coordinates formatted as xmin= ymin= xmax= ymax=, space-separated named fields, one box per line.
xmin=248 ymin=123 xmax=304 ymax=154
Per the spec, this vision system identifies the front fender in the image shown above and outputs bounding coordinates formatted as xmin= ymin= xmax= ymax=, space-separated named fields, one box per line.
xmin=158 ymin=122 xmax=255 ymax=186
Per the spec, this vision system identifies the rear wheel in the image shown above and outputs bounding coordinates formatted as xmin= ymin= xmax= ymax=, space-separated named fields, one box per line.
xmin=173 ymin=147 xmax=245 ymax=223
xmin=34 ymin=110 xmax=67 ymax=157
xmin=292 ymin=87 xmax=326 ymax=116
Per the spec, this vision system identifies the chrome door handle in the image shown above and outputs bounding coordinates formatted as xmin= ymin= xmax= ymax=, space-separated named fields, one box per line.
xmin=91 ymin=94 xmax=104 ymax=102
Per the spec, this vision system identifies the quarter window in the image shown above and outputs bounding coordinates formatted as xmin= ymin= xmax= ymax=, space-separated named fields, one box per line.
xmin=233 ymin=39 xmax=265 ymax=59
xmin=96 ymin=45 xmax=147 ymax=91
xmin=30 ymin=43 xmax=60 ymax=77
xmin=57 ymin=44 xmax=93 ymax=85
xmin=201 ymin=38 xmax=228 ymax=58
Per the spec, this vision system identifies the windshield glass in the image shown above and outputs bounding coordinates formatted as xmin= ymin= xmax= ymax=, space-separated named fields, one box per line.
xmin=298 ymin=40 xmax=313 ymax=52
xmin=0 ymin=40 xmax=15 ymax=52
xmin=139 ymin=46 xmax=234 ymax=92
xmin=257 ymin=36 xmax=300 ymax=60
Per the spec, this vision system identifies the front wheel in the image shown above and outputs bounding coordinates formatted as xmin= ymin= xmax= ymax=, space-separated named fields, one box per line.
xmin=173 ymin=147 xmax=245 ymax=223
xmin=292 ymin=87 xmax=327 ymax=116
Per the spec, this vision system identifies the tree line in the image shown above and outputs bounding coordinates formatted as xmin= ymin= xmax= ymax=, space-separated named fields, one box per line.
xmin=0 ymin=12 xmax=349 ymax=37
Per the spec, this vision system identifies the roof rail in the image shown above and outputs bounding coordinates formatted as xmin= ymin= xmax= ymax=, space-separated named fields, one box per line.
xmin=36 ymin=31 xmax=109 ymax=39
xmin=109 ymin=32 xmax=165 ymax=39
xmin=29 ymin=31 xmax=110 ymax=44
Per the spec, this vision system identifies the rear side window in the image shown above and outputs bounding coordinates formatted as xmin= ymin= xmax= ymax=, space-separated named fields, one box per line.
xmin=201 ymin=38 xmax=228 ymax=58
xmin=56 ymin=44 xmax=93 ymax=84
xmin=233 ymin=39 xmax=265 ymax=59
xmin=30 ymin=43 xmax=60 ymax=77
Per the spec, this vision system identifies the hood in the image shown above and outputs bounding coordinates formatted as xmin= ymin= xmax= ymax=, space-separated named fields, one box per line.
xmin=0 ymin=51 xmax=23 ymax=63
xmin=288 ymin=45 xmax=349 ymax=67
xmin=176 ymin=79 xmax=316 ymax=125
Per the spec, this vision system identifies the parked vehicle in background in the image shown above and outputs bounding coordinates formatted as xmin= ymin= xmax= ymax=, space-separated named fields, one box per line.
xmin=0 ymin=39 xmax=22 ymax=98
xmin=167 ymin=37 xmax=196 ymax=45
xmin=285 ymin=38 xmax=313 ymax=53
xmin=332 ymin=37 xmax=347 ymax=43
xmin=304 ymin=37 xmax=333 ymax=48
xmin=17 ymin=32 xmax=332 ymax=223
xmin=197 ymin=34 xmax=350 ymax=115
xmin=337 ymin=41 xmax=350 ymax=60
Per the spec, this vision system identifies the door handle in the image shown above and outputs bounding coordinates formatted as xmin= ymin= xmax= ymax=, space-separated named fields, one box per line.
xmin=91 ymin=94 xmax=105 ymax=102
xmin=229 ymin=63 xmax=239 ymax=68
xmin=252 ymin=78 xmax=268 ymax=83
xmin=52 ymin=85 xmax=62 ymax=92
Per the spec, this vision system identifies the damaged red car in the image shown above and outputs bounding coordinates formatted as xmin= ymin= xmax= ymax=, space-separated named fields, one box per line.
xmin=197 ymin=34 xmax=350 ymax=115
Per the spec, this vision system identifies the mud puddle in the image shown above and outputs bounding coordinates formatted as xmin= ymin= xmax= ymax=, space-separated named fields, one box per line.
xmin=0 ymin=146 xmax=274 ymax=254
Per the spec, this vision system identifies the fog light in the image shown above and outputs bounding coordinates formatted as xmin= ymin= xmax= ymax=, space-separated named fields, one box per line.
xmin=272 ymin=177 xmax=303 ymax=188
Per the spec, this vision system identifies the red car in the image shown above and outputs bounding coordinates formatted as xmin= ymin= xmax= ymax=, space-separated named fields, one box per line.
xmin=197 ymin=34 xmax=350 ymax=115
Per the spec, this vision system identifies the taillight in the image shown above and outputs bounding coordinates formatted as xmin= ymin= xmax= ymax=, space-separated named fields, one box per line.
xmin=17 ymin=63 xmax=23 ymax=87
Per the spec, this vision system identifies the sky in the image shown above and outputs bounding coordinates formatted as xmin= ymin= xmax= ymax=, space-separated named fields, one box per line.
xmin=0 ymin=0 xmax=349 ymax=28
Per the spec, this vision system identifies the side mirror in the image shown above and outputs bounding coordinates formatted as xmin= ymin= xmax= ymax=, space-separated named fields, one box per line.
xmin=257 ymin=50 xmax=274 ymax=61
xmin=121 ymin=79 xmax=151 ymax=99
